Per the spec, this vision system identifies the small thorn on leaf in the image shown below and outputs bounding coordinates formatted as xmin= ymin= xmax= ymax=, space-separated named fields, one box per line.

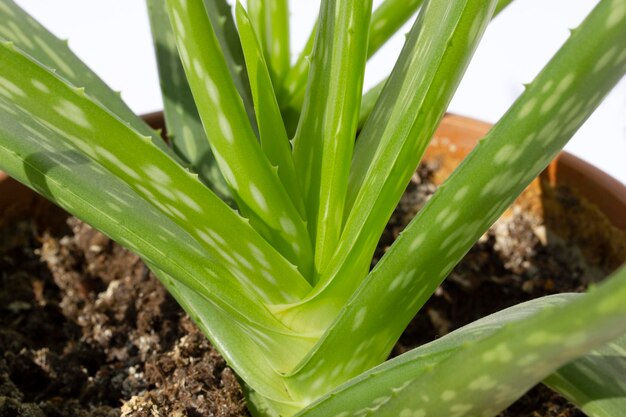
xmin=72 ymin=87 xmax=86 ymax=96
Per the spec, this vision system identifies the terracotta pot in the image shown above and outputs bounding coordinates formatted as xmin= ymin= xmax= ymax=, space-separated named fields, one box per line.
xmin=1 ymin=113 xmax=625 ymax=269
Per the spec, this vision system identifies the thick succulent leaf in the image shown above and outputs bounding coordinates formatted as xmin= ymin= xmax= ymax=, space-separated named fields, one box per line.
xmin=0 ymin=104 xmax=316 ymax=379
xmin=235 ymin=3 xmax=304 ymax=217
xmin=279 ymin=20 xmax=316 ymax=136
xmin=0 ymin=107 xmax=262 ymax=328
xmin=369 ymin=0 xmax=515 ymax=59
xmin=357 ymin=0 xmax=516 ymax=131
xmin=281 ymin=0 xmax=516 ymax=135
xmin=285 ymin=0 xmax=626 ymax=395
xmin=291 ymin=0 xmax=373 ymax=276
xmin=203 ymin=0 xmax=258 ymax=132
xmin=0 ymin=0 xmax=172 ymax=156
xmin=368 ymin=0 xmax=424 ymax=57
xmin=245 ymin=0 xmax=290 ymax=90
xmin=246 ymin=0 xmax=264 ymax=45
xmin=146 ymin=0 xmax=231 ymax=200
xmin=495 ymin=0 xmax=515 ymax=15
xmin=0 ymin=41 xmax=313 ymax=308
xmin=281 ymin=0 xmax=422 ymax=122
xmin=358 ymin=78 xmax=386 ymax=131
xmin=544 ymin=333 xmax=626 ymax=417
xmin=165 ymin=0 xmax=313 ymax=274
xmin=294 ymin=294 xmax=570 ymax=415
xmin=275 ymin=0 xmax=497 ymax=334
xmin=341 ymin=0 xmax=494 ymax=281
xmin=295 ymin=271 xmax=626 ymax=417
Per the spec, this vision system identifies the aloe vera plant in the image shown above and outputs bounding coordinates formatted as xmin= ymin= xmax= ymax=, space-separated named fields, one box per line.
xmin=1 ymin=0 xmax=626 ymax=415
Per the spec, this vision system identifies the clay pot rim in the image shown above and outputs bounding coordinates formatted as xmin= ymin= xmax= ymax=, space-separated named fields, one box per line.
xmin=1 ymin=112 xmax=624 ymax=230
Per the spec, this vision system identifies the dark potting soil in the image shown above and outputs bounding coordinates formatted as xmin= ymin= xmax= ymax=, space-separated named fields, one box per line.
xmin=0 ymin=163 xmax=604 ymax=417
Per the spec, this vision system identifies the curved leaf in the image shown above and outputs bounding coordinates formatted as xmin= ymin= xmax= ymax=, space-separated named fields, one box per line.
xmin=357 ymin=0 xmax=517 ymax=131
xmin=146 ymin=0 xmax=231 ymax=199
xmin=291 ymin=0 xmax=373 ymax=276
xmin=245 ymin=0 xmax=290 ymax=89
xmin=0 ymin=40 xmax=312 ymax=308
xmin=0 ymin=0 xmax=171 ymax=156
xmin=202 ymin=0 xmax=258 ymax=132
xmin=0 ymin=94 xmax=317 ymax=378
xmin=296 ymin=270 xmax=626 ymax=416
xmin=281 ymin=0 xmax=516 ymax=128
xmin=276 ymin=0 xmax=497 ymax=337
xmin=281 ymin=0 xmax=423 ymax=122
xmin=545 ymin=333 xmax=626 ymax=417
xmin=236 ymin=3 xmax=304 ymax=218
xmin=280 ymin=0 xmax=626 ymax=397
xmin=165 ymin=0 xmax=313 ymax=273
xmin=368 ymin=0 xmax=424 ymax=57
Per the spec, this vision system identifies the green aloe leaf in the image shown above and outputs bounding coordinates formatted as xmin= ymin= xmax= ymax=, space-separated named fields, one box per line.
xmin=278 ymin=20 xmax=315 ymax=136
xmin=0 ymin=40 xmax=313 ymax=308
xmin=0 ymin=99 xmax=316 ymax=381
xmin=165 ymin=0 xmax=313 ymax=274
xmin=245 ymin=0 xmax=290 ymax=90
xmin=368 ymin=0 xmax=424 ymax=57
xmin=0 ymin=0 xmax=174 ymax=157
xmin=276 ymin=0 xmax=497 ymax=335
xmin=281 ymin=0 xmax=423 ymax=125
xmin=235 ymin=2 xmax=304 ymax=217
xmin=146 ymin=0 xmax=231 ymax=200
xmin=202 ymin=0 xmax=258 ymax=132
xmin=544 ymin=333 xmax=626 ymax=417
xmin=294 ymin=269 xmax=626 ymax=416
xmin=0 ymin=39 xmax=325 ymax=390
xmin=286 ymin=0 xmax=626 ymax=394
xmin=495 ymin=0 xmax=515 ymax=15
xmin=291 ymin=0 xmax=373 ymax=276
xmin=0 ymin=105 xmax=262 ymax=330
xmin=281 ymin=0 xmax=516 ymax=132
xmin=357 ymin=0 xmax=517 ymax=133
xmin=358 ymin=77 xmax=386 ymax=131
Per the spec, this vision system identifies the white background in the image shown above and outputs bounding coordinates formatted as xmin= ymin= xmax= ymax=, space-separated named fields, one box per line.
xmin=13 ymin=0 xmax=626 ymax=185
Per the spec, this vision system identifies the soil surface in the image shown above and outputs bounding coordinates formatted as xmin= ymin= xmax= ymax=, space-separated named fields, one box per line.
xmin=0 ymin=163 xmax=608 ymax=417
